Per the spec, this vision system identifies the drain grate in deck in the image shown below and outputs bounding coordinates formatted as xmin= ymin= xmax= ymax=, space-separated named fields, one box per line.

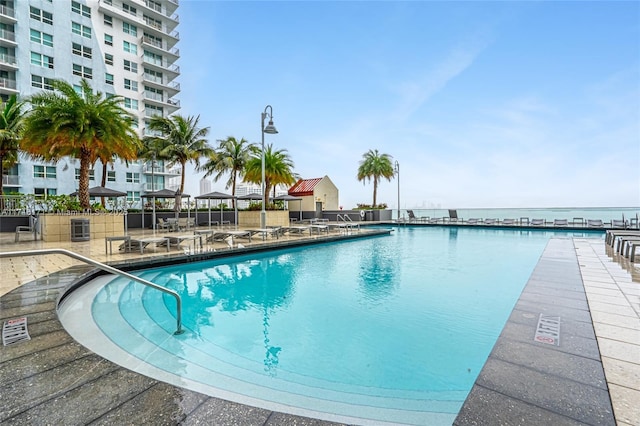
xmin=3 ymin=316 xmax=31 ymax=346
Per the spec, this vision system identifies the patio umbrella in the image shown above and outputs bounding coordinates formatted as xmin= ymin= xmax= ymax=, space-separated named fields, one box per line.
xmin=195 ymin=191 xmax=235 ymax=227
xmin=273 ymin=194 xmax=303 ymax=221
xmin=70 ymin=186 xmax=129 ymax=232
xmin=142 ymin=189 xmax=191 ymax=231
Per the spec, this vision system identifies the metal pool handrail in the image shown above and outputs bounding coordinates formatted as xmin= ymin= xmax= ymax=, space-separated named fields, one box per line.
xmin=0 ymin=248 xmax=184 ymax=335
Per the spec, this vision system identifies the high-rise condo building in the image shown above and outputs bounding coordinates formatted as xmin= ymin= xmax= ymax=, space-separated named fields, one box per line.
xmin=1 ymin=0 xmax=181 ymax=208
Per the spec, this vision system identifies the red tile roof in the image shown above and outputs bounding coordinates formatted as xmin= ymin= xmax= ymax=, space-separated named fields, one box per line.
xmin=289 ymin=177 xmax=323 ymax=196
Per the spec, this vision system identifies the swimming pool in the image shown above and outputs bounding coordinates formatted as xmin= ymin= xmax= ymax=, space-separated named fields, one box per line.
xmin=58 ymin=227 xmax=598 ymax=425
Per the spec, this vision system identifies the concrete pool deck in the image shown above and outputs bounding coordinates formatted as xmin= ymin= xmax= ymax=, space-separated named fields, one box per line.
xmin=1 ymin=227 xmax=638 ymax=425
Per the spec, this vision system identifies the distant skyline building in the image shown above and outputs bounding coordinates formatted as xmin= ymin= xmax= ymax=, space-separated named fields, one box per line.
xmin=199 ymin=177 xmax=211 ymax=195
xmin=2 ymin=0 xmax=181 ymax=208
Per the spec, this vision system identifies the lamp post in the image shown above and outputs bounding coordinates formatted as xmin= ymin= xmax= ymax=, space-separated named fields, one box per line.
xmin=151 ymin=152 xmax=156 ymax=231
xmin=261 ymin=105 xmax=278 ymax=229
xmin=395 ymin=160 xmax=400 ymax=221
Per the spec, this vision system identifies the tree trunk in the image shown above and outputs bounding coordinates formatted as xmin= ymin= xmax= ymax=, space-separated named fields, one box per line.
xmin=231 ymin=172 xmax=236 ymax=209
xmin=180 ymin=160 xmax=186 ymax=193
xmin=0 ymin=155 xmax=4 ymax=210
xmin=100 ymin=162 xmax=107 ymax=207
xmin=372 ymin=178 xmax=378 ymax=208
xmin=79 ymin=150 xmax=91 ymax=209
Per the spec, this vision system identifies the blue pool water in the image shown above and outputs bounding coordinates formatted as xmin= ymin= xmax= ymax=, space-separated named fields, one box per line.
xmin=83 ymin=227 xmax=598 ymax=425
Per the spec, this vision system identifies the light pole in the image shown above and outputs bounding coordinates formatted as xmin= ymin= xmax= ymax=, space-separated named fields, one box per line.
xmin=151 ymin=152 xmax=156 ymax=231
xmin=261 ymin=105 xmax=278 ymax=229
xmin=395 ymin=160 xmax=400 ymax=221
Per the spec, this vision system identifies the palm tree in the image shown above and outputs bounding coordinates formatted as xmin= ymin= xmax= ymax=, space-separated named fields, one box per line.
xmin=21 ymin=79 xmax=140 ymax=209
xmin=199 ymin=136 xmax=255 ymax=208
xmin=0 ymin=95 xmax=26 ymax=200
xmin=357 ymin=149 xmax=395 ymax=208
xmin=143 ymin=114 xmax=212 ymax=194
xmin=244 ymin=144 xmax=298 ymax=206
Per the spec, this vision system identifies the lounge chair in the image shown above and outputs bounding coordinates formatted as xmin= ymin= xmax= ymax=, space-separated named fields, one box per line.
xmin=531 ymin=219 xmax=545 ymax=226
xmin=501 ymin=219 xmax=516 ymax=226
xmin=427 ymin=217 xmax=440 ymax=224
xmin=587 ymin=219 xmax=604 ymax=228
xmin=158 ymin=234 xmax=203 ymax=251
xmin=466 ymin=218 xmax=480 ymax=225
xmin=553 ymin=219 xmax=568 ymax=227
xmin=283 ymin=226 xmax=311 ymax=236
xmin=123 ymin=236 xmax=171 ymax=254
xmin=447 ymin=209 xmax=461 ymax=224
xmin=483 ymin=218 xmax=497 ymax=225
xmin=611 ymin=219 xmax=627 ymax=229
xmin=407 ymin=210 xmax=417 ymax=223
xmin=15 ymin=215 xmax=39 ymax=242
xmin=157 ymin=218 xmax=173 ymax=231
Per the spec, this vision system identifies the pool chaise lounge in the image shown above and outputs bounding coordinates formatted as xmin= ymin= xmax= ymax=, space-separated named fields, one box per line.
xmin=121 ymin=236 xmax=171 ymax=254
xmin=554 ymin=219 xmax=568 ymax=227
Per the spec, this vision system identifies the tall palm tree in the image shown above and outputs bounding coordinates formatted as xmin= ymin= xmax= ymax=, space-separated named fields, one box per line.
xmin=0 ymin=94 xmax=26 ymax=199
xmin=143 ymin=114 xmax=212 ymax=194
xmin=21 ymin=79 xmax=140 ymax=209
xmin=244 ymin=144 xmax=298 ymax=206
xmin=357 ymin=149 xmax=394 ymax=208
xmin=199 ymin=136 xmax=255 ymax=208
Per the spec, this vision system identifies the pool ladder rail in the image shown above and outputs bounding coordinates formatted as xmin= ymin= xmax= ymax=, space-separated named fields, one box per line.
xmin=0 ymin=248 xmax=184 ymax=335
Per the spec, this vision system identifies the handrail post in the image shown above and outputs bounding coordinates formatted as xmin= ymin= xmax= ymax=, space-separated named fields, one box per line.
xmin=0 ymin=248 xmax=184 ymax=335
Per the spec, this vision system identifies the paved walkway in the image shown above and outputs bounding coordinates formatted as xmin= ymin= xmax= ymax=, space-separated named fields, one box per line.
xmin=1 ymin=228 xmax=638 ymax=425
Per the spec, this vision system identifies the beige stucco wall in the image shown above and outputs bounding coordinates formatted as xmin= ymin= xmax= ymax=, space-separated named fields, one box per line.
xmin=40 ymin=214 xmax=125 ymax=242
xmin=295 ymin=176 xmax=339 ymax=211
xmin=238 ymin=211 xmax=290 ymax=228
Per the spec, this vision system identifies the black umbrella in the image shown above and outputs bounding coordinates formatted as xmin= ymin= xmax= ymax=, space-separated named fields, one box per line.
xmin=237 ymin=192 xmax=264 ymax=201
xmin=69 ymin=186 xmax=129 ymax=231
xmin=273 ymin=194 xmax=303 ymax=221
xmin=195 ymin=191 xmax=235 ymax=226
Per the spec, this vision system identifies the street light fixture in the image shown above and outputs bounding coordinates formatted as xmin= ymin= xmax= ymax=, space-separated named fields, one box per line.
xmin=261 ymin=105 xmax=278 ymax=229
xmin=395 ymin=160 xmax=400 ymax=221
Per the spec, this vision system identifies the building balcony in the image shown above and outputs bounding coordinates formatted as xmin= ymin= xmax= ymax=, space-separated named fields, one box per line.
xmin=141 ymin=0 xmax=179 ymax=22
xmin=142 ymin=164 xmax=180 ymax=176
xmin=142 ymin=73 xmax=180 ymax=95
xmin=143 ymin=91 xmax=180 ymax=112
xmin=2 ymin=175 xmax=19 ymax=186
xmin=142 ymin=55 xmax=180 ymax=77
xmin=0 ymin=28 xmax=16 ymax=45
xmin=0 ymin=77 xmax=18 ymax=93
xmin=0 ymin=53 xmax=17 ymax=69
xmin=0 ymin=4 xmax=16 ymax=23
xmin=141 ymin=35 xmax=179 ymax=59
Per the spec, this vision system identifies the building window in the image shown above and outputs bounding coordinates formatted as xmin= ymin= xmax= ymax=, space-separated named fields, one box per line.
xmin=75 ymin=168 xmax=95 ymax=181
xmin=124 ymin=60 xmax=138 ymax=73
xmin=30 ymin=6 xmax=53 ymax=25
xmin=30 ymin=52 xmax=54 ymax=69
xmin=34 ymin=188 xmax=57 ymax=198
xmin=107 ymin=171 xmax=116 ymax=182
xmin=123 ymin=22 xmax=137 ymax=36
xmin=106 ymin=73 xmax=114 ymax=85
xmin=127 ymin=191 xmax=140 ymax=203
xmin=30 ymin=29 xmax=54 ymax=47
xmin=71 ymin=22 xmax=91 ymax=38
xmin=123 ymin=98 xmax=138 ymax=110
xmin=123 ymin=41 xmax=137 ymax=54
xmin=126 ymin=172 xmax=140 ymax=183
xmin=103 ymin=14 xmax=112 ymax=27
xmin=145 ymin=104 xmax=163 ymax=117
xmin=34 ymin=165 xmax=56 ymax=179
xmin=72 ymin=43 xmax=92 ymax=59
xmin=103 ymin=0 xmax=112 ymax=5
xmin=31 ymin=75 xmax=54 ymax=90
xmin=104 ymin=33 xmax=113 ymax=46
xmin=105 ymin=53 xmax=114 ymax=65
xmin=146 ymin=0 xmax=162 ymax=13
xmin=143 ymin=50 xmax=163 ymax=66
xmin=124 ymin=79 xmax=137 ymax=91
xmin=122 ymin=3 xmax=137 ymax=16
xmin=72 ymin=64 xmax=92 ymax=79
xmin=144 ymin=68 xmax=163 ymax=83
xmin=71 ymin=1 xmax=91 ymax=18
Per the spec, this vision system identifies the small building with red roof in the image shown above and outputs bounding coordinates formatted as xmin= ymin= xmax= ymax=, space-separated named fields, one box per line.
xmin=288 ymin=175 xmax=339 ymax=211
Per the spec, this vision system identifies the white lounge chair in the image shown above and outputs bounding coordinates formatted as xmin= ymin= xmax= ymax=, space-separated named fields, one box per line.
xmin=587 ymin=219 xmax=603 ymax=228
xmin=501 ymin=219 xmax=516 ymax=226
xmin=531 ymin=219 xmax=545 ymax=226
xmin=553 ymin=219 xmax=568 ymax=227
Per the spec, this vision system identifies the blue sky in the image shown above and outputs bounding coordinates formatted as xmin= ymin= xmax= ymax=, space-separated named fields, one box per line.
xmin=176 ymin=1 xmax=639 ymax=209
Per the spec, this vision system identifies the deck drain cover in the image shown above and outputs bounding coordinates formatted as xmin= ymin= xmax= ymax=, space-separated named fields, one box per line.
xmin=3 ymin=317 xmax=31 ymax=346
xmin=534 ymin=314 xmax=560 ymax=346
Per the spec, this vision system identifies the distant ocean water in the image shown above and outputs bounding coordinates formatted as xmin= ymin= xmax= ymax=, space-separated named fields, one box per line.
xmin=394 ymin=207 xmax=640 ymax=223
